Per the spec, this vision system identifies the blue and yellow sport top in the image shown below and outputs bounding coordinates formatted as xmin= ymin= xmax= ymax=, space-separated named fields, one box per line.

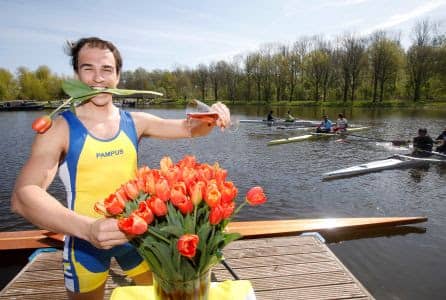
xmin=58 ymin=109 xmax=138 ymax=218
xmin=58 ymin=110 xmax=148 ymax=293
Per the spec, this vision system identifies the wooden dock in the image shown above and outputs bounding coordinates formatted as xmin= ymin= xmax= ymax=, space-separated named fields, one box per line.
xmin=0 ymin=235 xmax=374 ymax=299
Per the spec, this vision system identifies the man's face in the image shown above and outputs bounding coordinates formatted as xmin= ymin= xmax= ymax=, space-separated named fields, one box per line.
xmin=76 ymin=45 xmax=120 ymax=105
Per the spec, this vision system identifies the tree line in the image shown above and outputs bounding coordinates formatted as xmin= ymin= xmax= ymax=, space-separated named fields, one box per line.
xmin=1 ymin=20 xmax=445 ymax=104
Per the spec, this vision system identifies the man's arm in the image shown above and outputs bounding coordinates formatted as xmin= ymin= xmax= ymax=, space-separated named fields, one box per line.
xmin=10 ymin=118 xmax=127 ymax=249
xmin=132 ymin=102 xmax=230 ymax=139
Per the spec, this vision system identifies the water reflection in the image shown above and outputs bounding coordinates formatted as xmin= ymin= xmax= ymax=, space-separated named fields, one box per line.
xmin=323 ymin=226 xmax=427 ymax=243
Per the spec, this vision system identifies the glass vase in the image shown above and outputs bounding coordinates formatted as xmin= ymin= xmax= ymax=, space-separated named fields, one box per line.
xmin=153 ymin=270 xmax=211 ymax=300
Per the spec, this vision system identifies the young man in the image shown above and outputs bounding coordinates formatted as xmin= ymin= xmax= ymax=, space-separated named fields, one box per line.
xmin=316 ymin=115 xmax=332 ymax=133
xmin=333 ymin=113 xmax=348 ymax=132
xmin=285 ymin=110 xmax=295 ymax=122
xmin=412 ymin=128 xmax=434 ymax=157
xmin=10 ymin=37 xmax=230 ymax=300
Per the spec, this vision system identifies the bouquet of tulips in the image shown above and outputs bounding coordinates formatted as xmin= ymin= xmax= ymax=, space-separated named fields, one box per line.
xmin=94 ymin=155 xmax=266 ymax=295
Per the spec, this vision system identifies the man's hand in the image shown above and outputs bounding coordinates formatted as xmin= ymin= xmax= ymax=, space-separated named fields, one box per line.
xmin=210 ymin=102 xmax=231 ymax=130
xmin=88 ymin=218 xmax=129 ymax=249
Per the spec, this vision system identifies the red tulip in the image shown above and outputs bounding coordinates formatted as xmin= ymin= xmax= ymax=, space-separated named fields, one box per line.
xmin=177 ymin=234 xmax=199 ymax=258
xmin=209 ymin=205 xmax=223 ymax=225
xmin=246 ymin=186 xmax=267 ymax=206
xmin=118 ymin=214 xmax=148 ymax=235
xmin=221 ymin=201 xmax=235 ymax=219
xmin=177 ymin=197 xmax=194 ymax=214
xmin=155 ymin=179 xmax=170 ymax=201
xmin=148 ymin=196 xmax=167 ymax=217
xmin=220 ymin=181 xmax=238 ymax=204
xmin=136 ymin=201 xmax=154 ymax=224
xmin=32 ymin=115 xmax=52 ymax=134
xmin=123 ymin=180 xmax=140 ymax=200
xmin=104 ymin=193 xmax=125 ymax=215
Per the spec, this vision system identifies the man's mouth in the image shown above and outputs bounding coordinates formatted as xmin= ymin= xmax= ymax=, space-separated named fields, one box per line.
xmin=91 ymin=86 xmax=107 ymax=90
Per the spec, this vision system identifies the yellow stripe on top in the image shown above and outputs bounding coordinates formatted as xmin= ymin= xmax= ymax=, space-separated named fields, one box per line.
xmin=75 ymin=131 xmax=137 ymax=218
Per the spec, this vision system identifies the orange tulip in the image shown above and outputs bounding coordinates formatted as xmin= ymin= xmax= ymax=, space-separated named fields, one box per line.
xmin=177 ymin=234 xmax=199 ymax=258
xmin=220 ymin=181 xmax=238 ymax=204
xmin=104 ymin=193 xmax=125 ymax=215
xmin=160 ymin=156 xmax=173 ymax=175
xmin=246 ymin=186 xmax=267 ymax=206
xmin=136 ymin=201 xmax=154 ymax=224
xmin=221 ymin=201 xmax=235 ymax=219
xmin=148 ymin=196 xmax=167 ymax=217
xmin=155 ymin=179 xmax=170 ymax=202
xmin=123 ymin=180 xmax=140 ymax=200
xmin=177 ymin=197 xmax=194 ymax=214
xmin=118 ymin=214 xmax=147 ymax=235
xmin=209 ymin=205 xmax=223 ymax=225
xmin=205 ymin=188 xmax=221 ymax=208
xmin=190 ymin=181 xmax=206 ymax=206
xmin=32 ymin=115 xmax=52 ymax=134
xmin=170 ymin=184 xmax=187 ymax=206
xmin=178 ymin=155 xmax=197 ymax=169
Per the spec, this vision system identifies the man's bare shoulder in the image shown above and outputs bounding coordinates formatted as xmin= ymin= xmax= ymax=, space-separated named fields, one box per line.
xmin=31 ymin=115 xmax=69 ymax=155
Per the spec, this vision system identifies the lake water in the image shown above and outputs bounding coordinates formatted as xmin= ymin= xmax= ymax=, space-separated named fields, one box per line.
xmin=0 ymin=105 xmax=445 ymax=299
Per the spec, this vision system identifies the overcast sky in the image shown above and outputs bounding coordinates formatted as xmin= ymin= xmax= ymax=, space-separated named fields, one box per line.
xmin=1 ymin=0 xmax=445 ymax=76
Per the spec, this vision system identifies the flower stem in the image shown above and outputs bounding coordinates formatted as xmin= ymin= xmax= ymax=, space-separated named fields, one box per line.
xmin=233 ymin=200 xmax=247 ymax=217
xmin=49 ymin=97 xmax=73 ymax=118
xmin=193 ymin=205 xmax=198 ymax=233
xmin=148 ymin=227 xmax=170 ymax=244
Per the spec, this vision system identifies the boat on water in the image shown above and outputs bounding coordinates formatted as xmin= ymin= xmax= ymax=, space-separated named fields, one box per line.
xmin=267 ymin=126 xmax=370 ymax=146
xmin=240 ymin=119 xmax=320 ymax=127
xmin=0 ymin=100 xmax=45 ymax=111
xmin=323 ymin=152 xmax=446 ymax=180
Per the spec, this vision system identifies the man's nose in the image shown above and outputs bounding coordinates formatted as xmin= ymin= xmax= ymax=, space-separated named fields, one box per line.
xmin=93 ymin=70 xmax=104 ymax=82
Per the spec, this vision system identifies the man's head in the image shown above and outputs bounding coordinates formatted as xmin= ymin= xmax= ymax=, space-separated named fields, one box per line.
xmin=418 ymin=128 xmax=427 ymax=136
xmin=66 ymin=37 xmax=122 ymax=75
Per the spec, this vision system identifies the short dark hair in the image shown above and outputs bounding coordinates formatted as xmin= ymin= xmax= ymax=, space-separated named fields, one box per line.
xmin=418 ymin=128 xmax=427 ymax=134
xmin=65 ymin=37 xmax=122 ymax=74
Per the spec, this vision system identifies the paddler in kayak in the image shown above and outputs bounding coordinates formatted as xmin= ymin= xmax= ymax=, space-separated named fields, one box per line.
xmin=412 ymin=128 xmax=434 ymax=157
xmin=316 ymin=115 xmax=333 ymax=133
xmin=266 ymin=110 xmax=276 ymax=122
xmin=435 ymin=127 xmax=446 ymax=154
xmin=285 ymin=110 xmax=295 ymax=122
xmin=333 ymin=113 xmax=348 ymax=133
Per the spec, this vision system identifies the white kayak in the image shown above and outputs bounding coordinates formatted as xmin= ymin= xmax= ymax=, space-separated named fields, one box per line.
xmin=267 ymin=126 xmax=370 ymax=146
xmin=240 ymin=119 xmax=320 ymax=127
xmin=267 ymin=134 xmax=314 ymax=146
xmin=323 ymin=154 xmax=446 ymax=180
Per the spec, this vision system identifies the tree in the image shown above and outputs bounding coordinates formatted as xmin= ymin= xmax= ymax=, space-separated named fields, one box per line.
xmin=0 ymin=68 xmax=19 ymax=100
xmin=369 ymin=31 xmax=404 ymax=102
xmin=406 ymin=20 xmax=436 ymax=101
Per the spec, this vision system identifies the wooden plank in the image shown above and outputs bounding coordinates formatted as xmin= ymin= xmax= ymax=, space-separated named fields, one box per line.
xmin=0 ymin=230 xmax=63 ymax=250
xmin=226 ymin=217 xmax=427 ymax=237
xmin=0 ymin=217 xmax=427 ymax=250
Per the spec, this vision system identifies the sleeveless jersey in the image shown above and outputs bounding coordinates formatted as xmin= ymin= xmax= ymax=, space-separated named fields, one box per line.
xmin=58 ymin=110 xmax=138 ymax=218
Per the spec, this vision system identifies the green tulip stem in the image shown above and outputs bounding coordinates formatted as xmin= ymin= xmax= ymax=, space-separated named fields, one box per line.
xmin=233 ymin=200 xmax=247 ymax=217
xmin=48 ymin=97 xmax=73 ymax=118
xmin=148 ymin=227 xmax=170 ymax=244
xmin=193 ymin=205 xmax=198 ymax=233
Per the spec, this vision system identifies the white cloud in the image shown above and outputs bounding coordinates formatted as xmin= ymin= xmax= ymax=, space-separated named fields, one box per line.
xmin=362 ymin=0 xmax=446 ymax=35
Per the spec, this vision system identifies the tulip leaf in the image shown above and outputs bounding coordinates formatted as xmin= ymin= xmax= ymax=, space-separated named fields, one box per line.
xmin=61 ymin=79 xmax=163 ymax=107
xmin=62 ymin=79 xmax=94 ymax=98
